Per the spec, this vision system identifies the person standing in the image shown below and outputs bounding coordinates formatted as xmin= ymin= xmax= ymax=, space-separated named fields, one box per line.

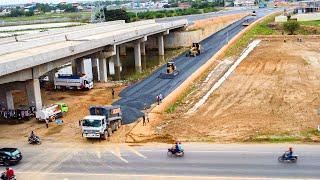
xmin=45 ymin=118 xmax=49 ymax=128
xmin=159 ymin=93 xmax=163 ymax=103
xmin=111 ymin=88 xmax=115 ymax=99
xmin=156 ymin=95 xmax=160 ymax=105
xmin=142 ymin=115 xmax=146 ymax=126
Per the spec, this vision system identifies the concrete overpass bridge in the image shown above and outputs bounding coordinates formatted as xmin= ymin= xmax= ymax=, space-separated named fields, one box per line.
xmin=0 ymin=19 xmax=187 ymax=111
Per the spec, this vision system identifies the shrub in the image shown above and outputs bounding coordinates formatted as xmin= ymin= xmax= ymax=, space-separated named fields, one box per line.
xmin=283 ymin=21 xmax=300 ymax=35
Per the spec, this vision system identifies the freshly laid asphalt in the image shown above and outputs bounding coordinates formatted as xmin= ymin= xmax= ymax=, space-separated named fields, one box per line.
xmin=3 ymin=143 xmax=320 ymax=179
xmin=114 ymin=8 xmax=277 ymax=124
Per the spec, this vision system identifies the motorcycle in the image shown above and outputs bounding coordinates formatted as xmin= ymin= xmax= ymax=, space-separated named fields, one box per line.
xmin=278 ymin=153 xmax=298 ymax=163
xmin=0 ymin=172 xmax=16 ymax=180
xmin=167 ymin=148 xmax=184 ymax=157
xmin=28 ymin=136 xmax=41 ymax=145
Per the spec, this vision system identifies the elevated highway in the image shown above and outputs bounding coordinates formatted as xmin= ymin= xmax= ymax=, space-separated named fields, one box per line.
xmin=0 ymin=19 xmax=187 ymax=110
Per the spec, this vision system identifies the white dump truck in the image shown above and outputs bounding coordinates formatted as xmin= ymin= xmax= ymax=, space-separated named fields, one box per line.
xmin=54 ymin=74 xmax=93 ymax=90
xmin=36 ymin=103 xmax=68 ymax=121
xmin=81 ymin=105 xmax=122 ymax=140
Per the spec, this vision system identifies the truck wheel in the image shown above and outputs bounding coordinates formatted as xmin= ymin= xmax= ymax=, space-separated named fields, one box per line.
xmin=107 ymin=128 xmax=112 ymax=137
xmin=101 ymin=131 xmax=107 ymax=140
xmin=114 ymin=122 xmax=118 ymax=131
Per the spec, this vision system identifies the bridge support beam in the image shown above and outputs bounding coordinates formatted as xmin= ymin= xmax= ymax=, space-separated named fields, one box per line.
xmin=134 ymin=41 xmax=142 ymax=72
xmin=141 ymin=42 xmax=146 ymax=56
xmin=26 ymin=79 xmax=42 ymax=111
xmin=115 ymin=46 xmax=121 ymax=67
xmin=98 ymin=57 xmax=108 ymax=82
xmin=0 ymin=91 xmax=14 ymax=110
xmin=158 ymin=34 xmax=164 ymax=56
xmin=120 ymin=45 xmax=127 ymax=56
xmin=71 ymin=59 xmax=85 ymax=76
xmin=91 ymin=58 xmax=99 ymax=81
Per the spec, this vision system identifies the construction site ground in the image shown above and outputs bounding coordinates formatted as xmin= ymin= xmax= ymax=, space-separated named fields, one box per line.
xmin=0 ymin=83 xmax=137 ymax=144
xmin=128 ymin=39 xmax=320 ymax=143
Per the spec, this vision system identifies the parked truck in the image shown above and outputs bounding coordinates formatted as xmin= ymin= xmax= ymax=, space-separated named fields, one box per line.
xmin=54 ymin=74 xmax=93 ymax=90
xmin=81 ymin=105 xmax=122 ymax=140
xmin=36 ymin=103 xmax=68 ymax=121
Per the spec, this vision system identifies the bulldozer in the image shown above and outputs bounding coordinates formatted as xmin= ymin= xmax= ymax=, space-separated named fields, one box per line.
xmin=159 ymin=62 xmax=179 ymax=79
xmin=186 ymin=43 xmax=201 ymax=57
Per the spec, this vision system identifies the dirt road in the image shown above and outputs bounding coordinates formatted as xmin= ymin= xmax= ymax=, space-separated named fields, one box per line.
xmin=129 ymin=40 xmax=320 ymax=143
xmin=0 ymin=83 xmax=129 ymax=143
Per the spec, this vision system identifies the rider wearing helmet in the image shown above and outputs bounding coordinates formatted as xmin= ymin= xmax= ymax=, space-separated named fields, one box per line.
xmin=286 ymin=147 xmax=293 ymax=160
xmin=5 ymin=167 xmax=14 ymax=180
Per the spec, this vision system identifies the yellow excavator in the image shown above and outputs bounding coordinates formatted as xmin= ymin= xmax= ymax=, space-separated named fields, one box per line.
xmin=159 ymin=62 xmax=179 ymax=79
xmin=186 ymin=43 xmax=201 ymax=57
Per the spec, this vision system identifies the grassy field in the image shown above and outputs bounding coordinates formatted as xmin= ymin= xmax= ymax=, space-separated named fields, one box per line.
xmin=225 ymin=14 xmax=279 ymax=57
xmin=299 ymin=20 xmax=320 ymax=27
xmin=0 ymin=12 xmax=91 ymax=22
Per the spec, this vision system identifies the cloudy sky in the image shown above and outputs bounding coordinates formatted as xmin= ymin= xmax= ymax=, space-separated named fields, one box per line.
xmin=0 ymin=0 xmax=98 ymax=5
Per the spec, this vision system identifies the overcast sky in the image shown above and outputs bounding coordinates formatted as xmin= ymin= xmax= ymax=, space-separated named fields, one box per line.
xmin=0 ymin=0 xmax=99 ymax=5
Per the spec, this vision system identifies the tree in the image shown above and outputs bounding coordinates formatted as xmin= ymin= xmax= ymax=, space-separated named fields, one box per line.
xmin=104 ymin=9 xmax=130 ymax=22
xmin=283 ymin=21 xmax=300 ymax=35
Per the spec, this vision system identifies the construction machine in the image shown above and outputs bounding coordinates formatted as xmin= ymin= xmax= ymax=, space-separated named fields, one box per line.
xmin=159 ymin=62 xmax=179 ymax=79
xmin=186 ymin=43 xmax=201 ymax=57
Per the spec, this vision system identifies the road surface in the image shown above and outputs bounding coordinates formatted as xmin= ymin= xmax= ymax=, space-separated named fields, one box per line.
xmin=115 ymin=8 xmax=278 ymax=124
xmin=1 ymin=142 xmax=319 ymax=179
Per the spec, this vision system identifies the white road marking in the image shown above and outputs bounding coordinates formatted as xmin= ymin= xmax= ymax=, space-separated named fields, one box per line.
xmin=139 ymin=150 xmax=275 ymax=154
xmin=15 ymin=171 xmax=317 ymax=180
xmin=108 ymin=145 xmax=129 ymax=163
xmin=125 ymin=145 xmax=147 ymax=159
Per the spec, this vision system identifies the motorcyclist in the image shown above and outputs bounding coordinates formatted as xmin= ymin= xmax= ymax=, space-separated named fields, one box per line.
xmin=4 ymin=167 xmax=14 ymax=180
xmin=285 ymin=147 xmax=293 ymax=160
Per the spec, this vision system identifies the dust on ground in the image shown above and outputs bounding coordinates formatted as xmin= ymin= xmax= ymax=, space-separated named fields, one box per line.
xmin=0 ymin=82 xmax=135 ymax=144
xmin=128 ymin=40 xmax=320 ymax=143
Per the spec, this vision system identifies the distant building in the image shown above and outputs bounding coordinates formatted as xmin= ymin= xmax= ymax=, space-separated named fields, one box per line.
xmin=234 ymin=0 xmax=255 ymax=6
xmin=0 ymin=9 xmax=11 ymax=16
xmin=178 ymin=2 xmax=191 ymax=9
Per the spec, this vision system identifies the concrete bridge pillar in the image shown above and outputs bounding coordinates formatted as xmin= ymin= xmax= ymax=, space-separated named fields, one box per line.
xmin=47 ymin=70 xmax=56 ymax=82
xmin=98 ymin=57 xmax=108 ymax=82
xmin=141 ymin=42 xmax=146 ymax=56
xmin=71 ymin=59 xmax=85 ymax=76
xmin=134 ymin=41 xmax=142 ymax=72
xmin=115 ymin=46 xmax=121 ymax=67
xmin=91 ymin=58 xmax=100 ymax=81
xmin=158 ymin=34 xmax=164 ymax=56
xmin=26 ymin=79 xmax=42 ymax=111
xmin=120 ymin=44 xmax=127 ymax=56
xmin=0 ymin=91 xmax=14 ymax=110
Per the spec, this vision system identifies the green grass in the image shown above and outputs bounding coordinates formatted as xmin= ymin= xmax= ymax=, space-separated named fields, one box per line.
xmin=0 ymin=12 xmax=91 ymax=22
xmin=299 ymin=20 xmax=320 ymax=27
xmin=165 ymin=85 xmax=196 ymax=113
xmin=248 ymin=134 xmax=301 ymax=143
xmin=225 ymin=14 xmax=280 ymax=57
xmin=247 ymin=129 xmax=320 ymax=143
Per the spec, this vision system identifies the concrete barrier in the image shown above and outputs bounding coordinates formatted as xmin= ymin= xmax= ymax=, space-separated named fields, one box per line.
xmin=146 ymin=13 xmax=248 ymax=49
xmin=151 ymin=11 xmax=281 ymax=113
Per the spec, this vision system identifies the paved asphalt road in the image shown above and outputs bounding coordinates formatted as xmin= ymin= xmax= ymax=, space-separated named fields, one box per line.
xmin=1 ymin=143 xmax=319 ymax=179
xmin=114 ymin=8 xmax=278 ymax=124
xmin=157 ymin=7 xmax=257 ymax=23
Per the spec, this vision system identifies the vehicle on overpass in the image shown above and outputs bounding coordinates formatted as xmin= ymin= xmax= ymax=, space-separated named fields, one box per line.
xmin=251 ymin=11 xmax=257 ymax=16
xmin=36 ymin=103 xmax=68 ymax=121
xmin=259 ymin=2 xmax=267 ymax=8
xmin=159 ymin=62 xmax=179 ymax=79
xmin=81 ymin=105 xmax=122 ymax=140
xmin=54 ymin=74 xmax=93 ymax=90
xmin=242 ymin=19 xmax=251 ymax=26
xmin=0 ymin=148 xmax=22 ymax=166
xmin=186 ymin=42 xmax=202 ymax=57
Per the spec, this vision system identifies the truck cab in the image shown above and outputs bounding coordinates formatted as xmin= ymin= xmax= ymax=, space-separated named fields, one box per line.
xmin=82 ymin=105 xmax=122 ymax=139
xmin=82 ymin=115 xmax=108 ymax=139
